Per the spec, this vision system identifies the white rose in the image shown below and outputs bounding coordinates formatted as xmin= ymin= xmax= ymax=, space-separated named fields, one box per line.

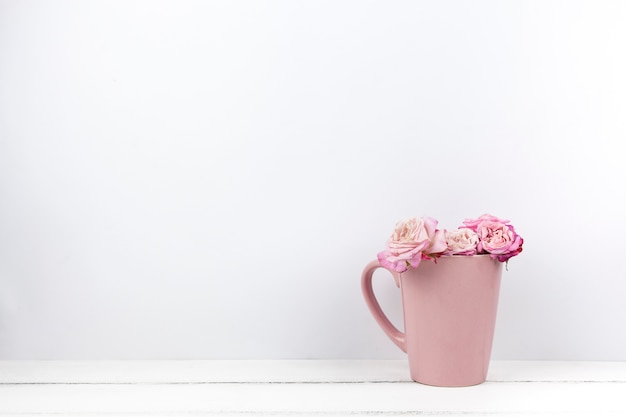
xmin=444 ymin=228 xmax=478 ymax=255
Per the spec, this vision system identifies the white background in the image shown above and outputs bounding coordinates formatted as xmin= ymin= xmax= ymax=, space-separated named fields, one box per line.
xmin=1 ymin=0 xmax=625 ymax=360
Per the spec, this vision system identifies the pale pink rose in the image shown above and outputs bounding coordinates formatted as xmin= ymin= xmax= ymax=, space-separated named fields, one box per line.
xmin=444 ymin=228 xmax=478 ymax=255
xmin=462 ymin=214 xmax=509 ymax=232
xmin=475 ymin=221 xmax=523 ymax=262
xmin=377 ymin=216 xmax=444 ymax=272
xmin=422 ymin=229 xmax=447 ymax=259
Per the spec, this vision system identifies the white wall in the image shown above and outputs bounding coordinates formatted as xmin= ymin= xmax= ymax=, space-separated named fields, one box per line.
xmin=1 ymin=0 xmax=625 ymax=360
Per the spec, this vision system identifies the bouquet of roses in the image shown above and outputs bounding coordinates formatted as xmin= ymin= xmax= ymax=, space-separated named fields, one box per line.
xmin=377 ymin=214 xmax=523 ymax=273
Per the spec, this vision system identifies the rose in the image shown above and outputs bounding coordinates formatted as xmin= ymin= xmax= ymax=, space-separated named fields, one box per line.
xmin=377 ymin=214 xmax=523 ymax=270
xmin=461 ymin=214 xmax=523 ymax=262
xmin=423 ymin=229 xmax=447 ymax=259
xmin=461 ymin=213 xmax=510 ymax=232
xmin=474 ymin=220 xmax=524 ymax=262
xmin=444 ymin=228 xmax=478 ymax=255
xmin=377 ymin=216 xmax=446 ymax=272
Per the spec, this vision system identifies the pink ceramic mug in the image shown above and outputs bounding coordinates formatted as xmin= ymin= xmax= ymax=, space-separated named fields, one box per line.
xmin=361 ymin=255 xmax=503 ymax=387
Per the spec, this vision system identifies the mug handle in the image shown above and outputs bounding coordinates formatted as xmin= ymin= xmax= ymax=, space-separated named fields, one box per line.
xmin=361 ymin=259 xmax=407 ymax=353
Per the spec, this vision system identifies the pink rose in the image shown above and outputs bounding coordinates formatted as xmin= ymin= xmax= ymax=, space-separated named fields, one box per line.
xmin=461 ymin=213 xmax=510 ymax=232
xmin=377 ymin=216 xmax=446 ymax=272
xmin=475 ymin=220 xmax=524 ymax=262
xmin=444 ymin=228 xmax=478 ymax=255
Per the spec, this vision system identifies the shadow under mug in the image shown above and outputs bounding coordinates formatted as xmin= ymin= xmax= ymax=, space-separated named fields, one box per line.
xmin=361 ymin=255 xmax=503 ymax=387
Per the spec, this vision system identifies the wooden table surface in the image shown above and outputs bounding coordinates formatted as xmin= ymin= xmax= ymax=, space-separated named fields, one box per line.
xmin=1 ymin=360 xmax=625 ymax=416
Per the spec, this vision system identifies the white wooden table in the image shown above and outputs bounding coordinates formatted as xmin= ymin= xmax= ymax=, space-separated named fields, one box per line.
xmin=1 ymin=360 xmax=625 ymax=416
